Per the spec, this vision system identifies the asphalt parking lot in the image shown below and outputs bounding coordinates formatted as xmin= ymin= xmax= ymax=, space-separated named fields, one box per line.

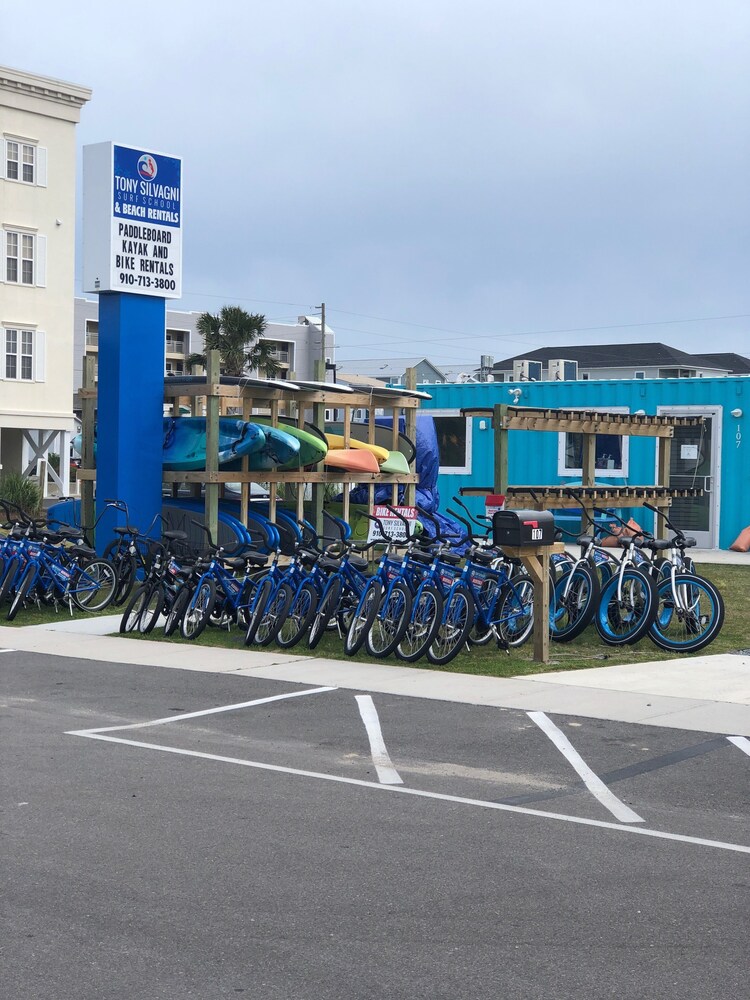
xmin=3 ymin=649 xmax=749 ymax=999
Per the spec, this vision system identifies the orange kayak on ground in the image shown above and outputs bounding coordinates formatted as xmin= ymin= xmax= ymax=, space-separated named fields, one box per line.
xmin=324 ymin=449 xmax=380 ymax=474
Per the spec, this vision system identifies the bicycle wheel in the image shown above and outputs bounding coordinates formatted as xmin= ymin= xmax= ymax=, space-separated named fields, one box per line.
xmin=426 ymin=584 xmax=474 ymax=665
xmin=244 ymin=576 xmax=276 ymax=645
xmin=251 ymin=583 xmax=294 ymax=647
xmin=595 ymin=568 xmax=658 ymax=646
xmin=277 ymin=581 xmax=318 ymax=648
xmin=468 ymin=577 xmax=499 ymax=646
xmin=649 ymin=573 xmax=725 ymax=653
xmin=139 ymin=583 xmax=165 ymax=634
xmin=366 ymin=581 xmax=413 ymax=658
xmin=495 ymin=577 xmax=536 ymax=648
xmin=7 ymin=564 xmax=37 ymax=621
xmin=344 ymin=578 xmax=382 ymax=656
xmin=0 ymin=556 xmax=21 ymax=604
xmin=111 ymin=553 xmax=137 ymax=606
xmin=396 ymin=583 xmax=443 ymax=662
xmin=550 ymin=563 xmax=599 ymax=643
xmin=71 ymin=559 xmax=117 ymax=612
xmin=164 ymin=584 xmax=191 ymax=636
xmin=120 ymin=584 xmax=150 ymax=633
xmin=180 ymin=578 xmax=216 ymax=640
xmin=308 ymin=577 xmax=342 ymax=650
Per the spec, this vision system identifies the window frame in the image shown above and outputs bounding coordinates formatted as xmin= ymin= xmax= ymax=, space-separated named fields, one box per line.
xmin=557 ymin=406 xmax=630 ymax=479
xmin=431 ymin=409 xmax=473 ymax=475
xmin=4 ymin=137 xmax=36 ymax=184
xmin=5 ymin=229 xmax=36 ymax=285
xmin=4 ymin=326 xmax=35 ymax=381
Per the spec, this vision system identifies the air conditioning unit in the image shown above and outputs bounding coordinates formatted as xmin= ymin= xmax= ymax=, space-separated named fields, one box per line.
xmin=548 ymin=359 xmax=578 ymax=381
xmin=512 ymin=360 xmax=543 ymax=382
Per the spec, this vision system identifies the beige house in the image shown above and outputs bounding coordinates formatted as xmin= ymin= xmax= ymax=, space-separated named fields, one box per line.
xmin=0 ymin=65 xmax=91 ymax=494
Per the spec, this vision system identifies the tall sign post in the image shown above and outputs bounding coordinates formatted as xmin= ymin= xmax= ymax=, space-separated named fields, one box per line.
xmin=82 ymin=142 xmax=183 ymax=544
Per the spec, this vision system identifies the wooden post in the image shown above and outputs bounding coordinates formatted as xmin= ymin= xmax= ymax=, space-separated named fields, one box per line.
xmin=80 ymin=355 xmax=96 ymax=543
xmin=657 ymin=433 xmax=672 ymax=488
xmin=240 ymin=393 xmax=253 ymax=526
xmin=311 ymin=358 xmax=327 ymax=534
xmin=404 ymin=369 xmax=418 ymax=507
xmin=492 ymin=403 xmax=509 ymax=494
xmin=204 ymin=350 xmax=220 ymax=545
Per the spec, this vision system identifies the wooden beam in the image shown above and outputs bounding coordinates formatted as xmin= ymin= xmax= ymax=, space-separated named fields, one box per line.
xmin=204 ymin=350 xmax=220 ymax=544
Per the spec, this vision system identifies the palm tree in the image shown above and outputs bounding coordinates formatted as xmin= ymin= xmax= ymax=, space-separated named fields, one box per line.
xmin=187 ymin=306 xmax=282 ymax=378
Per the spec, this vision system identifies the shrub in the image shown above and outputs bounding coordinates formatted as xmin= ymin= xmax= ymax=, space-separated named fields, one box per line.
xmin=0 ymin=472 xmax=43 ymax=519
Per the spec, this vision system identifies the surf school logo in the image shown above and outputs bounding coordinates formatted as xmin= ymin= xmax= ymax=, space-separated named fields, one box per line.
xmin=137 ymin=154 xmax=158 ymax=181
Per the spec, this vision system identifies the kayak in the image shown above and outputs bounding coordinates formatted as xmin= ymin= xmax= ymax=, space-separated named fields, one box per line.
xmin=379 ymin=450 xmax=411 ymax=475
xmin=325 ymin=421 xmax=415 ymax=464
xmin=162 ymin=418 xmax=267 ymax=471
xmin=253 ymin=418 xmax=328 ymax=468
xmin=324 ymin=433 xmax=389 ymax=464
xmin=324 ymin=449 xmax=380 ymax=474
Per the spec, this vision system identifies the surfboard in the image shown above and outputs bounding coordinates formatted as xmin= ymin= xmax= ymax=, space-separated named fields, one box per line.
xmin=324 ymin=433 xmax=390 ymax=464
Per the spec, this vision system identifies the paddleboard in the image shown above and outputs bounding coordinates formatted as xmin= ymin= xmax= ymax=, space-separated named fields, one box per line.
xmin=338 ymin=381 xmax=433 ymax=400
xmin=324 ymin=449 xmax=380 ymax=474
xmin=324 ymin=433 xmax=390 ymax=464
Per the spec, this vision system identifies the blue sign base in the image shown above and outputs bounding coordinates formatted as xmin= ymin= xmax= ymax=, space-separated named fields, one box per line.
xmin=95 ymin=292 xmax=166 ymax=547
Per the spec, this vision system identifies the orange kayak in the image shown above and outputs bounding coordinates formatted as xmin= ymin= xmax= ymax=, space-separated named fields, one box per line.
xmin=324 ymin=449 xmax=380 ymax=474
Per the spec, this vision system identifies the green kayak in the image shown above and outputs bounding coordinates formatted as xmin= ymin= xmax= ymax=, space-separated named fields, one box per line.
xmin=254 ymin=418 xmax=328 ymax=468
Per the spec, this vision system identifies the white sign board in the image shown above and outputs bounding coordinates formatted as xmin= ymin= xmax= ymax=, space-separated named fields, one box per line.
xmin=680 ymin=444 xmax=699 ymax=461
xmin=83 ymin=141 xmax=182 ymax=298
xmin=484 ymin=493 xmax=505 ymax=520
xmin=367 ymin=505 xmax=417 ymax=543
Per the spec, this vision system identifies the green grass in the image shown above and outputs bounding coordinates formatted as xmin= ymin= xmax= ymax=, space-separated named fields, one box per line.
xmin=107 ymin=562 xmax=749 ymax=679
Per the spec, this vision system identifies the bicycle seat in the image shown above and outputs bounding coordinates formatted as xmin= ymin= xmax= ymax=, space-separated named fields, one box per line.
xmin=577 ymin=534 xmax=594 ymax=546
xmin=618 ymin=537 xmax=644 ymax=549
xmin=409 ymin=548 xmax=433 ymax=564
xmin=681 ymin=537 xmax=697 ymax=548
xmin=469 ymin=548 xmax=495 ymax=567
xmin=646 ymin=539 xmax=672 ymax=551
xmin=57 ymin=527 xmax=84 ymax=540
xmin=73 ymin=545 xmax=97 ymax=559
xmin=440 ymin=550 xmax=463 ymax=566
xmin=113 ymin=526 xmax=131 ymax=536
xmin=347 ymin=553 xmax=370 ymax=571
xmin=319 ymin=556 xmax=343 ymax=572
xmin=163 ymin=530 xmax=188 ymax=542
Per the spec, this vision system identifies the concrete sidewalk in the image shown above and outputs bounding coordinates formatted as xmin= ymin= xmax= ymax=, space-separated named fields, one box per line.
xmin=2 ymin=615 xmax=748 ymax=737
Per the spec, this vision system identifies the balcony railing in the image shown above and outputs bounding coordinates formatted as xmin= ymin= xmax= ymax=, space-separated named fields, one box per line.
xmin=165 ymin=339 xmax=187 ymax=356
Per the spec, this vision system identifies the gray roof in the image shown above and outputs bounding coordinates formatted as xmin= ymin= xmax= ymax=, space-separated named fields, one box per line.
xmin=492 ymin=342 xmax=736 ymax=372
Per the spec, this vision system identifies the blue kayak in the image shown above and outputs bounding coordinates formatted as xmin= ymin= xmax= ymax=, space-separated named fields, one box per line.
xmin=223 ymin=424 xmax=301 ymax=471
xmin=73 ymin=418 xmax=268 ymax=472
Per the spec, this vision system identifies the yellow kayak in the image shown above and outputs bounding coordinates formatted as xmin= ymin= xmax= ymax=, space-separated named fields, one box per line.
xmin=324 ymin=433 xmax=389 ymax=464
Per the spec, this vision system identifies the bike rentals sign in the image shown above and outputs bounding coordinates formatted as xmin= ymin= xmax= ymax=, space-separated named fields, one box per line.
xmin=82 ymin=141 xmax=183 ymax=298
xmin=367 ymin=505 xmax=417 ymax=544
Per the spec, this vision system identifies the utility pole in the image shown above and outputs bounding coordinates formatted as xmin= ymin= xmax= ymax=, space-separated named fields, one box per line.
xmin=312 ymin=302 xmax=327 ymax=533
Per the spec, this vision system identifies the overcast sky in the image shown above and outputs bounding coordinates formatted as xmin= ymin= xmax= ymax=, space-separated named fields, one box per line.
xmin=4 ymin=0 xmax=749 ymax=368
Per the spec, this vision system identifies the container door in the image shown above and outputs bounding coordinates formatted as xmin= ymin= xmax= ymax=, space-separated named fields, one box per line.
xmin=656 ymin=406 xmax=721 ymax=548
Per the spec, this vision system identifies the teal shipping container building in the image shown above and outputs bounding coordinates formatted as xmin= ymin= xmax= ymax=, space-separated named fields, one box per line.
xmin=418 ymin=376 xmax=750 ymax=549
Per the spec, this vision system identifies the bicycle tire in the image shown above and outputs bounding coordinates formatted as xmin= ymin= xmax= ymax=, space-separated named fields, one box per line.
xmin=180 ymin=578 xmax=216 ymax=640
xmin=7 ymin=563 xmax=36 ymax=621
xmin=366 ymin=581 xmax=413 ymax=659
xmin=252 ymin=582 xmax=294 ymax=647
xmin=648 ymin=573 xmax=725 ymax=653
xmin=277 ymin=581 xmax=319 ymax=648
xmin=308 ymin=577 xmax=342 ymax=650
xmin=139 ymin=583 xmax=165 ymax=634
xmin=71 ymin=559 xmax=117 ymax=612
xmin=426 ymin=584 xmax=474 ymax=666
xmin=595 ymin=568 xmax=658 ymax=646
xmin=113 ymin=553 xmax=138 ymax=606
xmin=396 ymin=583 xmax=443 ymax=662
xmin=550 ymin=563 xmax=599 ymax=643
xmin=0 ymin=556 xmax=21 ymax=604
xmin=244 ymin=576 xmax=276 ymax=646
xmin=495 ymin=577 xmax=536 ymax=648
xmin=164 ymin=584 xmax=191 ymax=636
xmin=120 ymin=584 xmax=150 ymax=633
xmin=344 ymin=578 xmax=382 ymax=656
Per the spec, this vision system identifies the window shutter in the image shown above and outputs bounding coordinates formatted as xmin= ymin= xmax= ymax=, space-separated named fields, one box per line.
xmin=35 ymin=330 xmax=46 ymax=381
xmin=0 ymin=231 xmax=5 ymax=283
xmin=36 ymin=146 xmax=48 ymax=187
xmin=0 ymin=140 xmax=5 ymax=181
xmin=35 ymin=234 xmax=47 ymax=287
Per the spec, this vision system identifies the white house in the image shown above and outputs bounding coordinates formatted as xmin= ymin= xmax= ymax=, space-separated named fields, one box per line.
xmin=0 ymin=65 xmax=91 ymax=494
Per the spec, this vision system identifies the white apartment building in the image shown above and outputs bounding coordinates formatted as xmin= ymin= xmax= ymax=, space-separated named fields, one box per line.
xmin=0 ymin=66 xmax=91 ymax=494
xmin=73 ymin=303 xmax=335 ymax=401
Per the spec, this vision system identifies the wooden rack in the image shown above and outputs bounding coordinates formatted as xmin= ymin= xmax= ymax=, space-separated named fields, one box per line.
xmin=78 ymin=354 xmax=421 ymax=541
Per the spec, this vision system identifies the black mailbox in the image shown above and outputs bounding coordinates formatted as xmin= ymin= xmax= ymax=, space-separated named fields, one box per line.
xmin=492 ymin=509 xmax=556 ymax=547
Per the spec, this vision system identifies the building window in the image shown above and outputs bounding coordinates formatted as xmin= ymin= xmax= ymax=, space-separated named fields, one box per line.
xmin=557 ymin=408 xmax=630 ymax=478
xmin=5 ymin=328 xmax=34 ymax=380
xmin=85 ymin=320 xmax=99 ymax=348
xmin=432 ymin=412 xmax=472 ymax=474
xmin=166 ymin=329 xmax=188 ymax=355
xmin=5 ymin=231 xmax=35 ymax=284
xmin=634 ymin=371 xmax=645 ymax=379
xmin=581 ymin=373 xmax=590 ymax=380
xmin=165 ymin=360 xmax=185 ymax=375
xmin=5 ymin=140 xmax=35 ymax=183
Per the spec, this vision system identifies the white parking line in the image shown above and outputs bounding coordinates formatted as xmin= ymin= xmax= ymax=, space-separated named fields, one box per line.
xmin=727 ymin=736 xmax=750 ymax=757
xmin=527 ymin=711 xmax=645 ymax=824
xmin=65 ymin=730 xmax=750 ymax=855
xmin=355 ymin=695 xmax=403 ymax=785
xmin=67 ymin=686 xmax=336 ymax=735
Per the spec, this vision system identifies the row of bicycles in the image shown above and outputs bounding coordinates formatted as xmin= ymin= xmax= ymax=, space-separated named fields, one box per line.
xmin=0 ymin=491 xmax=725 ymax=662
xmin=118 ymin=491 xmax=725 ymax=663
